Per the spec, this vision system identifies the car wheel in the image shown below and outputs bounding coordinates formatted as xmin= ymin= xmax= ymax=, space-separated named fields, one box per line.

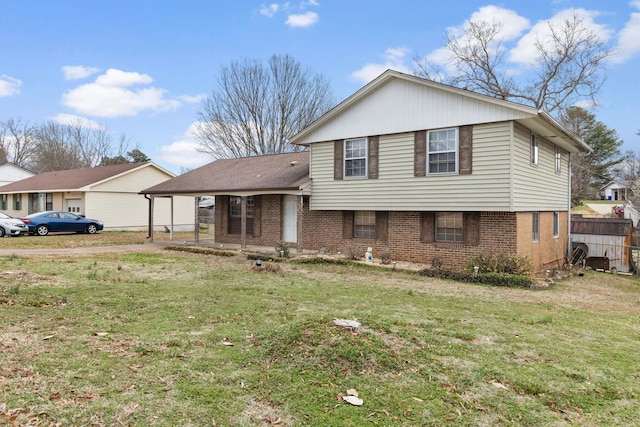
xmin=86 ymin=224 xmax=98 ymax=234
xmin=0 ymin=227 xmax=5 ymax=238
xmin=36 ymin=225 xmax=49 ymax=236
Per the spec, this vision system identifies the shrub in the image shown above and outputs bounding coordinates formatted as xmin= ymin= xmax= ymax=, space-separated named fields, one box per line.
xmin=466 ymin=252 xmax=533 ymax=276
xmin=418 ymin=268 xmax=536 ymax=288
xmin=275 ymin=240 xmax=290 ymax=258
xmin=344 ymin=246 xmax=361 ymax=261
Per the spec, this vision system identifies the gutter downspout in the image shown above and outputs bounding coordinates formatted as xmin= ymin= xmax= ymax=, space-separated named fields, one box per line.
xmin=567 ymin=153 xmax=572 ymax=265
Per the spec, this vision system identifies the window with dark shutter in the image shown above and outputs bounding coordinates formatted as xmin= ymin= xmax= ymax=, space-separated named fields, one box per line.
xmin=368 ymin=136 xmax=379 ymax=179
xmin=421 ymin=212 xmax=435 ymax=243
xmin=414 ymin=131 xmax=426 ymax=177
xmin=334 ymin=140 xmax=344 ymax=180
xmin=343 ymin=211 xmax=354 ymax=239
xmin=464 ymin=212 xmax=480 ymax=245
xmin=375 ymin=211 xmax=388 ymax=241
xmin=459 ymin=125 xmax=472 ymax=175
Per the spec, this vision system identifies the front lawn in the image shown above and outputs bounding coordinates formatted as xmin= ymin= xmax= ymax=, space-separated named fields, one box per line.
xmin=1 ymin=250 xmax=638 ymax=425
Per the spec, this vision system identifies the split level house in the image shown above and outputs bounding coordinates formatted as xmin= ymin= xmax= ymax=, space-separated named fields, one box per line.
xmin=142 ymin=70 xmax=591 ymax=271
xmin=0 ymin=162 xmax=194 ymax=231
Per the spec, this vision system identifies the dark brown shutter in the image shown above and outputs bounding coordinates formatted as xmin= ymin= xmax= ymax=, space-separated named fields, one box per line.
xmin=252 ymin=196 xmax=262 ymax=237
xmin=375 ymin=211 xmax=388 ymax=241
xmin=414 ymin=131 xmax=426 ymax=176
xmin=421 ymin=212 xmax=435 ymax=243
xmin=464 ymin=212 xmax=480 ymax=245
xmin=368 ymin=136 xmax=379 ymax=179
xmin=218 ymin=196 xmax=229 ymax=233
xmin=459 ymin=125 xmax=472 ymax=175
xmin=334 ymin=140 xmax=344 ymax=180
xmin=343 ymin=211 xmax=354 ymax=239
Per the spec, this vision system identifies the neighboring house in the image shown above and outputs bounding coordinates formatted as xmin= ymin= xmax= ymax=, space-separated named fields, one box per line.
xmin=142 ymin=70 xmax=591 ymax=271
xmin=0 ymin=162 xmax=194 ymax=231
xmin=0 ymin=162 xmax=35 ymax=187
xmin=600 ymin=180 xmax=630 ymax=201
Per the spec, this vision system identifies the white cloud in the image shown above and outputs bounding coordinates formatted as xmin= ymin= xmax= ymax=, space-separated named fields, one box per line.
xmin=95 ymin=68 xmax=153 ymax=87
xmin=176 ymin=93 xmax=208 ymax=104
xmin=260 ymin=3 xmax=279 ymax=17
xmin=510 ymin=8 xmax=613 ymax=65
xmin=350 ymin=47 xmax=412 ymax=83
xmin=0 ymin=74 xmax=21 ymax=97
xmin=285 ymin=11 xmax=318 ymax=28
xmin=467 ymin=6 xmax=530 ymax=41
xmin=51 ymin=113 xmax=105 ymax=129
xmin=61 ymin=68 xmax=192 ymax=118
xmin=156 ymin=123 xmax=213 ymax=169
xmin=61 ymin=65 xmax=101 ymax=80
xmin=610 ymin=1 xmax=640 ymax=64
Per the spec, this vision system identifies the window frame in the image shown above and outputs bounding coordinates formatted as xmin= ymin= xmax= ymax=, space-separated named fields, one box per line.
xmin=532 ymin=211 xmax=540 ymax=242
xmin=344 ymin=138 xmax=368 ymax=179
xmin=13 ymin=194 xmax=22 ymax=211
xmin=435 ymin=212 xmax=464 ymax=243
xmin=354 ymin=211 xmax=376 ymax=239
xmin=229 ymin=196 xmax=254 ymax=218
xmin=553 ymin=211 xmax=560 ymax=238
xmin=0 ymin=194 xmax=7 ymax=210
xmin=555 ymin=146 xmax=561 ymax=174
xmin=530 ymin=133 xmax=539 ymax=166
xmin=427 ymin=128 xmax=458 ymax=175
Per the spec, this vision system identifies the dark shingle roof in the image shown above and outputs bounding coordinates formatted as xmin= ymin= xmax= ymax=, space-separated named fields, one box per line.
xmin=141 ymin=151 xmax=310 ymax=195
xmin=0 ymin=163 xmax=147 ymax=193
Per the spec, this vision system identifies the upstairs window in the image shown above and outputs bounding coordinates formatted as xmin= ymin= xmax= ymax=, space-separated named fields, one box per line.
xmin=428 ymin=128 xmax=458 ymax=174
xmin=555 ymin=146 xmax=561 ymax=174
xmin=531 ymin=133 xmax=539 ymax=166
xmin=354 ymin=211 xmax=376 ymax=238
xmin=344 ymin=138 xmax=367 ymax=178
xmin=436 ymin=212 xmax=464 ymax=243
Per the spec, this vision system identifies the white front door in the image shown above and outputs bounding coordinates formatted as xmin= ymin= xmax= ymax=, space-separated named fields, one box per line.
xmin=283 ymin=195 xmax=297 ymax=243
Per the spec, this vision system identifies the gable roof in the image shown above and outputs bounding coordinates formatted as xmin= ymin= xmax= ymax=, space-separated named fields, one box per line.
xmin=0 ymin=162 xmax=163 ymax=193
xmin=141 ymin=151 xmax=310 ymax=196
xmin=0 ymin=162 xmax=35 ymax=174
xmin=290 ymin=69 xmax=590 ymax=154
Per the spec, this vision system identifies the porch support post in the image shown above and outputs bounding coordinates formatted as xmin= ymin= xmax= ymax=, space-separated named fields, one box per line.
xmin=296 ymin=195 xmax=304 ymax=253
xmin=194 ymin=196 xmax=200 ymax=245
xmin=240 ymin=196 xmax=247 ymax=248
xmin=169 ymin=196 xmax=174 ymax=241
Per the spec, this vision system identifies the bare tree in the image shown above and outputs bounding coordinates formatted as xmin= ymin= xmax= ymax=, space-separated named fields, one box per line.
xmin=195 ymin=54 xmax=335 ymax=159
xmin=0 ymin=118 xmax=38 ymax=168
xmin=31 ymin=120 xmax=130 ymax=173
xmin=415 ymin=14 xmax=614 ymax=114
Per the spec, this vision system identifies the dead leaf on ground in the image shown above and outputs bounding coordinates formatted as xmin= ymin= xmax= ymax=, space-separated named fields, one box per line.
xmin=342 ymin=395 xmax=364 ymax=406
xmin=94 ymin=332 xmax=109 ymax=337
xmin=220 ymin=338 xmax=234 ymax=346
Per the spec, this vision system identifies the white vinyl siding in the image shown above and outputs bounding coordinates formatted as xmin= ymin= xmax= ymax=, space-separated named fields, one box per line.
xmin=512 ymin=122 xmax=569 ymax=211
xmin=294 ymin=77 xmax=535 ymax=145
xmin=309 ymin=122 xmax=513 ymax=211
xmin=85 ymin=192 xmax=194 ymax=230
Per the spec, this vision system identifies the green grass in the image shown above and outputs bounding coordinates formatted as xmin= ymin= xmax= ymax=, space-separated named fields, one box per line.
xmin=1 ymin=249 xmax=639 ymax=426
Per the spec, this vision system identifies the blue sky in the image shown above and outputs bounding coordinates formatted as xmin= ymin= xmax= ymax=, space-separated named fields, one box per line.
xmin=1 ymin=1 xmax=639 ymax=175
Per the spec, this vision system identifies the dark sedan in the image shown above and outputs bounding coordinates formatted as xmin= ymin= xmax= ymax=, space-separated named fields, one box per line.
xmin=21 ymin=211 xmax=104 ymax=236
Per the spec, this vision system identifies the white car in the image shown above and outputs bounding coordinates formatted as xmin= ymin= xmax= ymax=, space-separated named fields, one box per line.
xmin=0 ymin=212 xmax=29 ymax=237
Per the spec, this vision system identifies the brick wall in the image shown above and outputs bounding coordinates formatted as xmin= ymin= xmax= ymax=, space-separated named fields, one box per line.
xmin=214 ymin=195 xmax=562 ymax=271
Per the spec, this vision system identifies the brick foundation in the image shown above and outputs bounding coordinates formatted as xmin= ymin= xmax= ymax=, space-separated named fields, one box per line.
xmin=214 ymin=195 xmax=565 ymax=271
